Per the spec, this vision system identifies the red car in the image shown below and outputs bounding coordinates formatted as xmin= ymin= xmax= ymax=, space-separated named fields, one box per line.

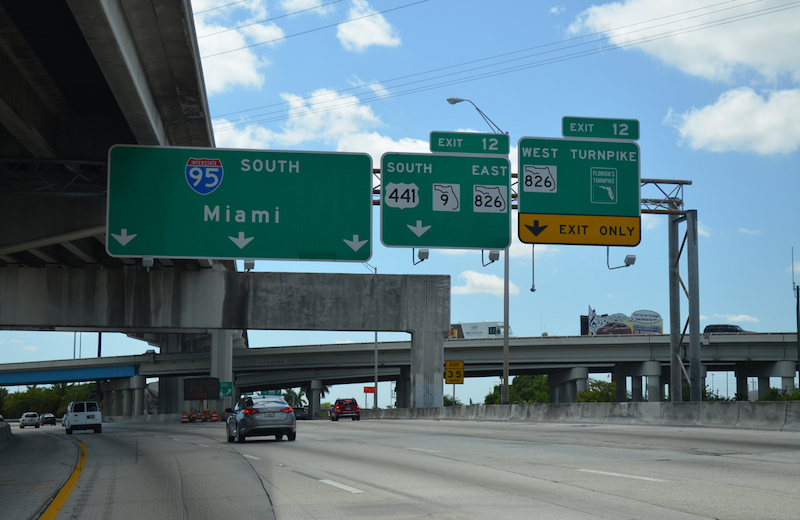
xmin=330 ymin=398 xmax=360 ymax=421
xmin=596 ymin=322 xmax=632 ymax=335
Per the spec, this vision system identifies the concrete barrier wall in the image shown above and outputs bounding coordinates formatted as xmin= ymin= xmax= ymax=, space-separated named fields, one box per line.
xmin=362 ymin=402 xmax=800 ymax=431
xmin=0 ymin=422 xmax=12 ymax=444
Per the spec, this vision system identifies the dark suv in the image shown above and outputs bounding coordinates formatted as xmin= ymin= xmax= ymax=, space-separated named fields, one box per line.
xmin=330 ymin=398 xmax=360 ymax=421
xmin=704 ymin=324 xmax=748 ymax=333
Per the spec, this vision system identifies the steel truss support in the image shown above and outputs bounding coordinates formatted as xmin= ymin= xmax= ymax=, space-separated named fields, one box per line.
xmin=645 ymin=179 xmax=701 ymax=402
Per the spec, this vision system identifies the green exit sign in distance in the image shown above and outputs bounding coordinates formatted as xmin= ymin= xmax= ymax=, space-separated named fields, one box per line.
xmin=562 ymin=116 xmax=640 ymax=141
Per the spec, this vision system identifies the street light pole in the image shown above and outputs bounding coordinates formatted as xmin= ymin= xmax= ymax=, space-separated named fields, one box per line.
xmin=365 ymin=262 xmax=379 ymax=409
xmin=447 ymin=96 xmax=510 ymax=404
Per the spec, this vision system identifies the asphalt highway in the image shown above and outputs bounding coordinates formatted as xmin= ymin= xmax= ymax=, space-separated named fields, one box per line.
xmin=3 ymin=419 xmax=800 ymax=519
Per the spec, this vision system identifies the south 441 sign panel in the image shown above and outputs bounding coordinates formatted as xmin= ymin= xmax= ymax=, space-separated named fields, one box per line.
xmin=380 ymin=153 xmax=511 ymax=250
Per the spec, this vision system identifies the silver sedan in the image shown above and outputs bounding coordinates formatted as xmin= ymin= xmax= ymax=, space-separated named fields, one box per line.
xmin=226 ymin=396 xmax=296 ymax=443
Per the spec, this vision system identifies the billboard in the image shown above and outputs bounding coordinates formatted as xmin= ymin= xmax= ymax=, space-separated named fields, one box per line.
xmin=582 ymin=307 xmax=663 ymax=335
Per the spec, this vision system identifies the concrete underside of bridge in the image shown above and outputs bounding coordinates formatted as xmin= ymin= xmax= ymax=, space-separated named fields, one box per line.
xmin=0 ymin=267 xmax=450 ymax=409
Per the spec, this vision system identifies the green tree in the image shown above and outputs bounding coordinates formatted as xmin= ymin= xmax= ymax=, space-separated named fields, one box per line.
xmin=484 ymin=375 xmax=549 ymax=404
xmin=758 ymin=386 xmax=800 ymax=401
xmin=283 ymin=388 xmax=306 ymax=407
xmin=300 ymin=383 xmax=329 ymax=401
xmin=678 ymin=382 xmax=733 ymax=402
xmin=443 ymin=395 xmax=463 ymax=406
xmin=577 ymin=379 xmax=617 ymax=402
xmin=0 ymin=383 xmax=95 ymax=419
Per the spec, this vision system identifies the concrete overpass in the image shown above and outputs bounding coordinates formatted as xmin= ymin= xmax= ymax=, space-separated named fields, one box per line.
xmin=1 ymin=333 xmax=796 ymax=412
xmin=0 ymin=1 xmax=449 ymax=414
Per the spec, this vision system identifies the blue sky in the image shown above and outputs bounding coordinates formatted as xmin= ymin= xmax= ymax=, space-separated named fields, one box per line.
xmin=3 ymin=0 xmax=799 ymax=406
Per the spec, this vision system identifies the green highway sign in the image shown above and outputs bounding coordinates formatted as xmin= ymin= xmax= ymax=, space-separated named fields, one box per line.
xmin=380 ymin=153 xmax=511 ymax=249
xmin=562 ymin=116 xmax=640 ymax=141
xmin=107 ymin=145 xmax=372 ymax=261
xmin=517 ymin=137 xmax=641 ymax=246
xmin=429 ymin=131 xmax=510 ymax=155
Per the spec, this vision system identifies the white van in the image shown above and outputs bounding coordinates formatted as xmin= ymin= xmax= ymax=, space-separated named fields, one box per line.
xmin=64 ymin=401 xmax=102 ymax=434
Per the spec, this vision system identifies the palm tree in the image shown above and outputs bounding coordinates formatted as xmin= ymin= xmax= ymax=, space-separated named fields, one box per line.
xmin=301 ymin=384 xmax=329 ymax=401
xmin=282 ymin=388 xmax=306 ymax=407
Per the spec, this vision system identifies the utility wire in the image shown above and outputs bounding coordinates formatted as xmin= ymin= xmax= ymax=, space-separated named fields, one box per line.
xmin=201 ymin=0 xmax=428 ymax=58
xmin=210 ymin=0 xmax=800 ymax=131
xmin=197 ymin=0 xmax=344 ymax=39
xmin=211 ymin=0 xmax=749 ymax=119
xmin=193 ymin=0 xmax=250 ymax=15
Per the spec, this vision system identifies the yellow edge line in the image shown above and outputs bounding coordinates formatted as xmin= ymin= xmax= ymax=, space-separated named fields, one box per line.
xmin=40 ymin=437 xmax=87 ymax=520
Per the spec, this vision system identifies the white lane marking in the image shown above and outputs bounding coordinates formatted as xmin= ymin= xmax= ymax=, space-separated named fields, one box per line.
xmin=406 ymin=447 xmax=441 ymax=453
xmin=243 ymin=454 xmax=261 ymax=460
xmin=578 ymin=469 xmax=667 ymax=482
xmin=197 ymin=444 xmax=210 ymax=447
xmin=320 ymin=479 xmax=364 ymax=494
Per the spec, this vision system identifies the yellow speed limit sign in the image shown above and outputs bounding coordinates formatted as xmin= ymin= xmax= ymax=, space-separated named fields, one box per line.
xmin=445 ymin=360 xmax=464 ymax=384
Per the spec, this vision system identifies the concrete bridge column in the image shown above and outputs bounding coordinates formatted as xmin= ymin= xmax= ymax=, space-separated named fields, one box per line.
xmin=132 ymin=375 xmax=146 ymax=415
xmin=736 ymin=374 xmax=749 ymax=400
xmin=758 ymin=377 xmax=770 ymax=399
xmin=631 ymin=376 xmax=644 ymax=402
xmin=772 ymin=360 xmax=797 ymax=392
xmin=157 ymin=333 xmax=185 ymax=414
xmin=102 ymin=389 xmax=112 ymax=414
xmin=616 ymin=362 xmax=664 ymax=402
xmin=396 ymin=366 xmax=411 ymax=408
xmin=614 ymin=365 xmax=627 ymax=402
xmin=210 ymin=329 xmax=234 ymax=414
xmin=309 ymin=380 xmax=322 ymax=419
xmin=735 ymin=361 xmax=796 ymax=400
xmin=112 ymin=389 xmax=123 ymax=416
xmin=122 ymin=388 xmax=133 ymax=416
xmin=642 ymin=361 xmax=663 ymax=402
xmin=549 ymin=367 xmax=589 ymax=403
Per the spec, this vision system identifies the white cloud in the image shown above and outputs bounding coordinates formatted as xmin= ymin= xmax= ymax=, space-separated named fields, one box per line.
xmin=570 ymin=1 xmax=800 ymax=156
xmin=550 ymin=5 xmax=565 ymax=16
xmin=665 ymin=88 xmax=800 ymax=155
xmin=641 ymin=213 xmax=660 ymax=231
xmin=569 ymin=0 xmax=800 ymax=84
xmin=22 ymin=345 xmax=37 ymax=352
xmin=713 ymin=313 xmax=760 ymax=324
xmin=194 ymin=14 xmax=276 ymax=95
xmin=452 ymin=270 xmax=520 ymax=297
xmin=336 ymin=132 xmax=426 ymax=165
xmin=280 ymin=0 xmax=335 ymax=14
xmin=348 ymin=77 xmax=391 ymax=99
xmin=738 ymin=227 xmax=762 ymax=235
xmin=337 ymin=0 xmax=401 ymax=52
xmin=213 ymin=88 xmax=387 ymax=151
xmin=697 ymin=222 xmax=711 ymax=238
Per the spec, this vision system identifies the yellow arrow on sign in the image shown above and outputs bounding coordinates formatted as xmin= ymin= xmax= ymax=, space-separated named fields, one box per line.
xmin=519 ymin=213 xmax=641 ymax=246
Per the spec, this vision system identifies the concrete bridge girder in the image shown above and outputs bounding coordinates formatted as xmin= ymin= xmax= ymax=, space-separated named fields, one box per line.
xmin=0 ymin=268 xmax=450 ymax=410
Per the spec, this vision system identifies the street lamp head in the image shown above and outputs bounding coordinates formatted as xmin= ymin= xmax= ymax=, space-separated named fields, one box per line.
xmin=624 ymin=255 xmax=636 ymax=267
xmin=446 ymin=96 xmax=504 ymax=134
